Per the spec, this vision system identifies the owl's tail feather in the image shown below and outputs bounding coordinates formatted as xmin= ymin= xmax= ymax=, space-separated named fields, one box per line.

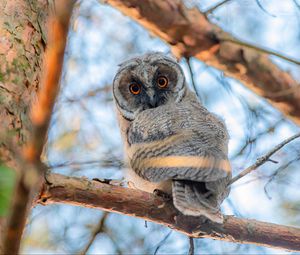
xmin=172 ymin=180 xmax=224 ymax=224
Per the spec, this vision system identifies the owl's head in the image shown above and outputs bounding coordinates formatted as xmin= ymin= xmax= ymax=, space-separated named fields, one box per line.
xmin=113 ymin=52 xmax=186 ymax=120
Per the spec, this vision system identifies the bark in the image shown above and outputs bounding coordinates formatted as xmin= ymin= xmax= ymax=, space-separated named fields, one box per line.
xmin=104 ymin=0 xmax=300 ymax=126
xmin=37 ymin=173 xmax=300 ymax=252
xmin=0 ymin=0 xmax=48 ymax=253
xmin=1 ymin=1 xmax=74 ymax=254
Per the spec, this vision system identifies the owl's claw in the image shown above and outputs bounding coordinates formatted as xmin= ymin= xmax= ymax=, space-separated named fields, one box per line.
xmin=127 ymin=181 xmax=136 ymax=189
xmin=153 ymin=189 xmax=172 ymax=201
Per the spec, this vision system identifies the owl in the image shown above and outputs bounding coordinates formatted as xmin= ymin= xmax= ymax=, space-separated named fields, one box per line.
xmin=113 ymin=52 xmax=231 ymax=223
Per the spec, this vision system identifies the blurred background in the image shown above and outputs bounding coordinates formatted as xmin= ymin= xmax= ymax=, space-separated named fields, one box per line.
xmin=21 ymin=0 xmax=300 ymax=253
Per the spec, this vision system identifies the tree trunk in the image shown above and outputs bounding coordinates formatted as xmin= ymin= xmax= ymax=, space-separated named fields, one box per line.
xmin=0 ymin=0 xmax=48 ymax=252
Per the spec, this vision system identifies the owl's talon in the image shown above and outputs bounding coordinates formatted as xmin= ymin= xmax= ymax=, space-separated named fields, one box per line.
xmin=127 ymin=181 xmax=137 ymax=189
xmin=153 ymin=189 xmax=172 ymax=201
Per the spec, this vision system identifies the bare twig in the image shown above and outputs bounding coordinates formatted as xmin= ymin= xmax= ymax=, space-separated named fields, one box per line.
xmin=153 ymin=230 xmax=172 ymax=255
xmin=2 ymin=1 xmax=75 ymax=254
xmin=267 ymin=85 xmax=300 ymax=98
xmin=294 ymin=0 xmax=300 ymax=9
xmin=49 ymin=157 xmax=124 ymax=170
xmin=36 ymin=173 xmax=300 ymax=252
xmin=79 ymin=212 xmax=109 ymax=255
xmin=104 ymin=228 xmax=123 ymax=255
xmin=185 ymin=57 xmax=200 ymax=98
xmin=188 ymin=237 xmax=194 ymax=255
xmin=232 ymin=118 xmax=284 ymax=159
xmin=263 ymin=155 xmax=300 ymax=199
xmin=229 ymin=132 xmax=300 ymax=186
xmin=204 ymin=0 xmax=232 ymax=15
xmin=255 ymin=0 xmax=276 ymax=17
xmin=63 ymin=85 xmax=112 ymax=104
xmin=220 ymin=37 xmax=300 ymax=66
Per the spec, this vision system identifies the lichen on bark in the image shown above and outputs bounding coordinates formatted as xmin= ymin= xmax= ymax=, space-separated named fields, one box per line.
xmin=0 ymin=0 xmax=48 ymax=253
xmin=0 ymin=0 xmax=47 ymax=162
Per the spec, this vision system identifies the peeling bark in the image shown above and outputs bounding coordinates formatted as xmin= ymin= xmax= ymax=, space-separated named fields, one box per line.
xmin=37 ymin=174 xmax=300 ymax=252
xmin=105 ymin=0 xmax=300 ymax=125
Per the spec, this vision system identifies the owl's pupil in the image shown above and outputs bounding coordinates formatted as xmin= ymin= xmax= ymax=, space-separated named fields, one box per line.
xmin=129 ymin=83 xmax=141 ymax=94
xmin=157 ymin=76 xmax=168 ymax=88
xmin=158 ymin=79 xmax=165 ymax=85
xmin=132 ymin=85 xmax=139 ymax=92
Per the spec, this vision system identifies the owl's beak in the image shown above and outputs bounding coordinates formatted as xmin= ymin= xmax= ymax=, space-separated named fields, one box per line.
xmin=149 ymin=94 xmax=159 ymax=108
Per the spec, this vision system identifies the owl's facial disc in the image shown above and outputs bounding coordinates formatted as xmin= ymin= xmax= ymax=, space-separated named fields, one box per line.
xmin=113 ymin=53 xmax=186 ymax=120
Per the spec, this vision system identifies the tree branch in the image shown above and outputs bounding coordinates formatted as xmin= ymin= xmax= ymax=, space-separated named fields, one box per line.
xmin=79 ymin=212 xmax=109 ymax=255
xmin=229 ymin=132 xmax=300 ymax=185
xmin=204 ymin=0 xmax=233 ymax=15
xmin=36 ymin=173 xmax=300 ymax=252
xmin=185 ymin=57 xmax=200 ymax=99
xmin=104 ymin=0 xmax=300 ymax=125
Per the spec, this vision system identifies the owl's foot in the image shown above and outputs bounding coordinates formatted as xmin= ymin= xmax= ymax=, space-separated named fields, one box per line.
xmin=153 ymin=189 xmax=172 ymax=201
xmin=127 ymin=181 xmax=137 ymax=189
xmin=93 ymin=178 xmax=125 ymax=186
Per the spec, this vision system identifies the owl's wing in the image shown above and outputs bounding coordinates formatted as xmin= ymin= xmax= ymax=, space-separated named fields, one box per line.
xmin=127 ymin=99 xmax=231 ymax=184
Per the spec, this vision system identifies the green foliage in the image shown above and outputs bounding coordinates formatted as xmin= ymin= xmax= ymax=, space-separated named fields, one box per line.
xmin=0 ymin=164 xmax=16 ymax=216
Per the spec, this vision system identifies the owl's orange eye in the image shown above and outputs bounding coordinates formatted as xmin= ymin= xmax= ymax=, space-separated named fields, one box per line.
xmin=157 ymin=76 xmax=168 ymax=88
xmin=129 ymin=83 xmax=141 ymax=95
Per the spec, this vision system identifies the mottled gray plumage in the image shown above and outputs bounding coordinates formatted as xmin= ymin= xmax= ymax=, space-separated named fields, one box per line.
xmin=113 ymin=52 xmax=231 ymax=223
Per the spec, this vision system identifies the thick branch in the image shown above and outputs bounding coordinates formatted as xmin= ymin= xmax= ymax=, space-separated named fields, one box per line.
xmin=37 ymin=173 xmax=300 ymax=252
xmin=104 ymin=0 xmax=300 ymax=125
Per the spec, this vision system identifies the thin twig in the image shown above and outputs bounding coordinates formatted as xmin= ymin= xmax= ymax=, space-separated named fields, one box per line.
xmin=49 ymin=158 xmax=124 ymax=170
xmin=228 ymin=132 xmax=300 ymax=185
xmin=188 ymin=237 xmax=194 ymax=255
xmin=294 ymin=0 xmax=300 ymax=9
xmin=185 ymin=57 xmax=200 ymax=98
xmin=153 ymin=230 xmax=172 ymax=255
xmin=104 ymin=228 xmax=123 ymax=255
xmin=79 ymin=212 xmax=109 ymax=255
xmin=204 ymin=0 xmax=232 ymax=15
xmin=263 ymin=155 xmax=300 ymax=199
xmin=267 ymin=85 xmax=300 ymax=98
xmin=232 ymin=118 xmax=284 ymax=159
xmin=220 ymin=37 xmax=300 ymax=66
xmin=63 ymin=85 xmax=112 ymax=103
xmin=255 ymin=0 xmax=276 ymax=17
